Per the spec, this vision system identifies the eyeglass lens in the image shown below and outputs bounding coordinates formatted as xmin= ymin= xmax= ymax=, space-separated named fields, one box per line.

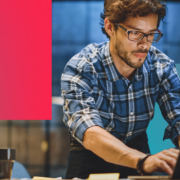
xmin=128 ymin=31 xmax=161 ymax=42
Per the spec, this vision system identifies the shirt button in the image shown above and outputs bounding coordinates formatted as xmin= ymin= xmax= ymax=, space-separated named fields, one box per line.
xmin=130 ymin=112 xmax=134 ymax=116
xmin=127 ymin=132 xmax=132 ymax=137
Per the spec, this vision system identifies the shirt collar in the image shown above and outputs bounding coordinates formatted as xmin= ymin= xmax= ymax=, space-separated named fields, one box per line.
xmin=101 ymin=42 xmax=121 ymax=82
xmin=101 ymin=41 xmax=150 ymax=82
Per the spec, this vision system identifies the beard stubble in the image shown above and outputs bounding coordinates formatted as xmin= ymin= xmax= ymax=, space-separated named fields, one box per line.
xmin=115 ymin=40 xmax=148 ymax=69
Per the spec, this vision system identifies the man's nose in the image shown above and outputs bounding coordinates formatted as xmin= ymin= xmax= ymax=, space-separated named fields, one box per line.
xmin=138 ymin=36 xmax=149 ymax=50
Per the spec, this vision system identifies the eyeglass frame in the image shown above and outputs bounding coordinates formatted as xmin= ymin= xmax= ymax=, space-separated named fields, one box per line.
xmin=115 ymin=23 xmax=163 ymax=43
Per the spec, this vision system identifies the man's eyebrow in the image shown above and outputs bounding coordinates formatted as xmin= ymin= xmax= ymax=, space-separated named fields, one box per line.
xmin=125 ymin=25 xmax=157 ymax=31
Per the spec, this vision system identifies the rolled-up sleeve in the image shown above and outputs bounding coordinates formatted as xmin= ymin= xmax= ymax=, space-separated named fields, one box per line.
xmin=61 ymin=58 xmax=104 ymax=145
xmin=156 ymin=62 xmax=180 ymax=146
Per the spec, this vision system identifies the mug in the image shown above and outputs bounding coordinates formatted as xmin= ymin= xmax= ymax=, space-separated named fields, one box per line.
xmin=0 ymin=149 xmax=15 ymax=179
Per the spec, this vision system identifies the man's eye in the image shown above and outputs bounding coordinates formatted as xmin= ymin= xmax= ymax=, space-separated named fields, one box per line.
xmin=149 ymin=33 xmax=154 ymax=36
xmin=132 ymin=31 xmax=140 ymax=35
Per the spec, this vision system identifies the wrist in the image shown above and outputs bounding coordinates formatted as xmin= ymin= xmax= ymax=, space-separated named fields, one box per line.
xmin=136 ymin=154 xmax=151 ymax=175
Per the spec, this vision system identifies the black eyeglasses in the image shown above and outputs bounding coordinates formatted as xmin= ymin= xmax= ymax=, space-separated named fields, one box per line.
xmin=115 ymin=23 xmax=163 ymax=43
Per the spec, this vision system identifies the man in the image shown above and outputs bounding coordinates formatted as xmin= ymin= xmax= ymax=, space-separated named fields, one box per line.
xmin=61 ymin=0 xmax=180 ymax=178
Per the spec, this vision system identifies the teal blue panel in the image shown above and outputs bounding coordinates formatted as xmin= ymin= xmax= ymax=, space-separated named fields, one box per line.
xmin=147 ymin=64 xmax=180 ymax=154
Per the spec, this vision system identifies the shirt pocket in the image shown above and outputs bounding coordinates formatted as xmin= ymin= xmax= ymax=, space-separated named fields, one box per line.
xmin=93 ymin=90 xmax=110 ymax=110
xmin=113 ymin=94 xmax=127 ymax=117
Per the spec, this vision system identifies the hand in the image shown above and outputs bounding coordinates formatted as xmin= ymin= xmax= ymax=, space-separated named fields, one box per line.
xmin=143 ymin=148 xmax=180 ymax=175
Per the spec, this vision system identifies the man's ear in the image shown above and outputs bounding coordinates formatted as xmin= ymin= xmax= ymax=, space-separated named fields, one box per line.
xmin=104 ymin=18 xmax=115 ymax=37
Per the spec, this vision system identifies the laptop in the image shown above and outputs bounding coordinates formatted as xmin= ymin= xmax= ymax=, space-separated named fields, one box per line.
xmin=128 ymin=153 xmax=180 ymax=180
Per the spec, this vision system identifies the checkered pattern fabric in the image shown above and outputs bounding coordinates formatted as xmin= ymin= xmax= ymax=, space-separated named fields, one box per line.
xmin=61 ymin=41 xmax=180 ymax=146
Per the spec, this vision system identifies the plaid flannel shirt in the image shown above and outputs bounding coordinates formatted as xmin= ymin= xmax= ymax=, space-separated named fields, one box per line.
xmin=61 ymin=41 xmax=180 ymax=146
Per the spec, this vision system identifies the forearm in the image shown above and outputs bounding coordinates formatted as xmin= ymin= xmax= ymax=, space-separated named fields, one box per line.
xmin=178 ymin=135 xmax=180 ymax=147
xmin=83 ymin=126 xmax=146 ymax=169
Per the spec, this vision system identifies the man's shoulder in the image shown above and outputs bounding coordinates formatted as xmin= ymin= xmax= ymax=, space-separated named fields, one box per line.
xmin=65 ymin=42 xmax=108 ymax=71
xmin=148 ymin=45 xmax=174 ymax=67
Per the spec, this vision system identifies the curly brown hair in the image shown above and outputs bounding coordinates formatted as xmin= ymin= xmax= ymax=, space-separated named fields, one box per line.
xmin=100 ymin=0 xmax=167 ymax=39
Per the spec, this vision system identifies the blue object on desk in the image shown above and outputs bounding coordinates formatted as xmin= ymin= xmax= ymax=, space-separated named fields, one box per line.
xmin=11 ymin=161 xmax=31 ymax=179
